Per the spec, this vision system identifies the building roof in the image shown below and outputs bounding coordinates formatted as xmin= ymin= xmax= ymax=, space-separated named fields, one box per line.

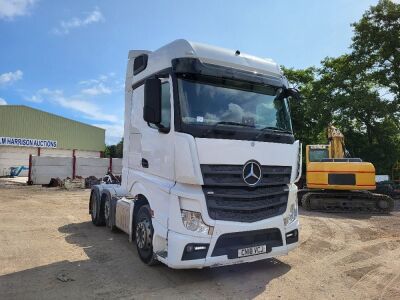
xmin=0 ymin=105 xmax=105 ymax=151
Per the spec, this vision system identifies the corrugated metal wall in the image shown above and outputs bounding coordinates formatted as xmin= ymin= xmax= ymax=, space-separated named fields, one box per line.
xmin=0 ymin=105 xmax=105 ymax=151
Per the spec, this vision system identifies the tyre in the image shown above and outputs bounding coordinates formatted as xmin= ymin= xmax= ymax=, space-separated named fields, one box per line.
xmin=134 ymin=205 xmax=158 ymax=265
xmin=104 ymin=194 xmax=118 ymax=231
xmin=90 ymin=189 xmax=105 ymax=226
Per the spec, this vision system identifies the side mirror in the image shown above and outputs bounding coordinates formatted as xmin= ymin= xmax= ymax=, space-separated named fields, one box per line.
xmin=143 ymin=78 xmax=162 ymax=124
xmin=286 ymin=88 xmax=301 ymax=101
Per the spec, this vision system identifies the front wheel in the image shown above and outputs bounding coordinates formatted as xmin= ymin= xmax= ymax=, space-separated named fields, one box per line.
xmin=135 ymin=205 xmax=158 ymax=265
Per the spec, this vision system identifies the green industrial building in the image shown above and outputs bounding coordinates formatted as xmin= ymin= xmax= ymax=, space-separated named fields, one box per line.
xmin=0 ymin=105 xmax=105 ymax=176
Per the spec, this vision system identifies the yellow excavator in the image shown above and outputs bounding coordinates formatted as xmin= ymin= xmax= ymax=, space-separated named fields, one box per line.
xmin=300 ymin=125 xmax=394 ymax=213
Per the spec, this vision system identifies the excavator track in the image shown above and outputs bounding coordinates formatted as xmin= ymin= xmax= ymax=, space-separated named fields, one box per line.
xmin=300 ymin=190 xmax=394 ymax=213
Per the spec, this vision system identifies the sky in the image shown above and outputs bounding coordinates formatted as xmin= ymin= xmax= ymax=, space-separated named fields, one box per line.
xmin=0 ymin=0 xmax=381 ymax=144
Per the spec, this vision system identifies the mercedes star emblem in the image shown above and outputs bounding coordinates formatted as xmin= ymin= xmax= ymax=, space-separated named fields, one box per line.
xmin=242 ymin=160 xmax=262 ymax=186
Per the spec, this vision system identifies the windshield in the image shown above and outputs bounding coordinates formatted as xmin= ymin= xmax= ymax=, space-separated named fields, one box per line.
xmin=309 ymin=148 xmax=329 ymax=162
xmin=177 ymin=77 xmax=293 ymax=132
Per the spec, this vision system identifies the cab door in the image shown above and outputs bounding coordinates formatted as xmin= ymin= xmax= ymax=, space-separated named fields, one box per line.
xmin=139 ymin=76 xmax=175 ymax=181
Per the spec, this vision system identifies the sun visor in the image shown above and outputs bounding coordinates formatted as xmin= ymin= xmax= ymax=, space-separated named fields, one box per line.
xmin=172 ymin=58 xmax=286 ymax=88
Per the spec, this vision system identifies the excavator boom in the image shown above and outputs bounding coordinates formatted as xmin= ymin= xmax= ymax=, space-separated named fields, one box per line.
xmin=327 ymin=125 xmax=345 ymax=159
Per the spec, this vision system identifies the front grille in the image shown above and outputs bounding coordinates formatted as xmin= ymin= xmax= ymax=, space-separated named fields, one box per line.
xmin=211 ymin=228 xmax=283 ymax=258
xmin=201 ymin=164 xmax=291 ymax=222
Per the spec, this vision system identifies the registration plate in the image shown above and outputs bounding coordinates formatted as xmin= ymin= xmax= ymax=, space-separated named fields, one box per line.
xmin=238 ymin=245 xmax=267 ymax=258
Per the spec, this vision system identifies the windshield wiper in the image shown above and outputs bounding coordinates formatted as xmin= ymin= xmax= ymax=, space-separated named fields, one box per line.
xmin=212 ymin=121 xmax=255 ymax=128
xmin=255 ymin=126 xmax=292 ymax=139
xmin=203 ymin=121 xmax=255 ymax=137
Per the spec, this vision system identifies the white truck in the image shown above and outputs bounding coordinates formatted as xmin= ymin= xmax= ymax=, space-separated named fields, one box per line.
xmin=89 ymin=40 xmax=301 ymax=269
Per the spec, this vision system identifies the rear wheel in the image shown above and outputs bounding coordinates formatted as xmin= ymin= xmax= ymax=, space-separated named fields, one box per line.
xmin=135 ymin=205 xmax=158 ymax=265
xmin=104 ymin=194 xmax=118 ymax=231
xmin=90 ymin=191 xmax=105 ymax=226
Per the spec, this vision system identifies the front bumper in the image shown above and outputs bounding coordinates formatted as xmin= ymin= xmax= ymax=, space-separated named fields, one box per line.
xmin=164 ymin=217 xmax=299 ymax=269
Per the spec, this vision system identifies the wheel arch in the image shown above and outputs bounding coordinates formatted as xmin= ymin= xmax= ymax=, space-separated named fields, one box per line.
xmin=133 ymin=194 xmax=150 ymax=226
xmin=129 ymin=181 xmax=153 ymax=221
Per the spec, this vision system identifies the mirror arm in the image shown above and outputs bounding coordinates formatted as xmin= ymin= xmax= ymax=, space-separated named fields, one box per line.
xmin=158 ymin=126 xmax=170 ymax=134
xmin=155 ymin=123 xmax=170 ymax=134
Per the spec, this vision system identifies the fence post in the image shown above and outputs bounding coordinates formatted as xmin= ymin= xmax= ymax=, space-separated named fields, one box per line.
xmin=27 ymin=154 xmax=33 ymax=185
xmin=109 ymin=157 xmax=113 ymax=173
xmin=72 ymin=155 xmax=76 ymax=179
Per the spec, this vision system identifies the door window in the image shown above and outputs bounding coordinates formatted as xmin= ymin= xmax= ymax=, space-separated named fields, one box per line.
xmin=149 ymin=82 xmax=171 ymax=130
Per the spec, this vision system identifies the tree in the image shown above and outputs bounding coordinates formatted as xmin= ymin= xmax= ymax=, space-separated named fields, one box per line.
xmin=283 ymin=0 xmax=400 ymax=174
xmin=352 ymin=0 xmax=400 ymax=107
xmin=105 ymin=139 xmax=123 ymax=158
xmin=318 ymin=54 xmax=400 ymax=173
xmin=282 ymin=67 xmax=329 ymax=146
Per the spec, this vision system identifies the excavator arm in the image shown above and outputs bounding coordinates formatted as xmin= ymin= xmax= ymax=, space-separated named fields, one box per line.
xmin=327 ymin=125 xmax=345 ymax=159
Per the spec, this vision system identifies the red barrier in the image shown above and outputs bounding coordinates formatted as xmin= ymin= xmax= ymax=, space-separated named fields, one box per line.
xmin=27 ymin=154 xmax=33 ymax=185
xmin=72 ymin=155 xmax=76 ymax=179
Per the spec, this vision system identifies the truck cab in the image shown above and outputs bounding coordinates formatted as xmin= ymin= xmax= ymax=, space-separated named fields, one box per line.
xmin=90 ymin=40 xmax=301 ymax=269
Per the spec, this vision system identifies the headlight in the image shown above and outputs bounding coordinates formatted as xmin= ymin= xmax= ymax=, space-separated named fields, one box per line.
xmin=181 ymin=210 xmax=213 ymax=235
xmin=284 ymin=202 xmax=298 ymax=226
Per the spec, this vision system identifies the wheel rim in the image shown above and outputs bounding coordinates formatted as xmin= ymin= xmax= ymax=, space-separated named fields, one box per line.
xmin=136 ymin=219 xmax=152 ymax=250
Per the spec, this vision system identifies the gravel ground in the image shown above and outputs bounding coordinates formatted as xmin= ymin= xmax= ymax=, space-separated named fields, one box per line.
xmin=0 ymin=178 xmax=399 ymax=300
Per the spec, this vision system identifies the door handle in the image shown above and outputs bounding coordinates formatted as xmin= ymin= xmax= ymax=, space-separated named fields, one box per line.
xmin=141 ymin=158 xmax=149 ymax=168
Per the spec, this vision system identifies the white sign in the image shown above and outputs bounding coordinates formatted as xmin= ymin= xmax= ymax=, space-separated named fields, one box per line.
xmin=376 ymin=175 xmax=389 ymax=182
xmin=0 ymin=136 xmax=57 ymax=148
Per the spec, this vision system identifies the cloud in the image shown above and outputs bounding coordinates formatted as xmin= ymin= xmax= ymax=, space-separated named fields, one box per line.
xmin=25 ymin=73 xmax=124 ymax=143
xmin=79 ymin=73 xmax=119 ymax=95
xmin=0 ymin=0 xmax=36 ymax=20
xmin=79 ymin=72 xmax=115 ymax=85
xmin=52 ymin=7 xmax=104 ymax=35
xmin=92 ymin=123 xmax=124 ymax=145
xmin=25 ymin=94 xmax=42 ymax=103
xmin=81 ymin=83 xmax=112 ymax=96
xmin=0 ymin=97 xmax=7 ymax=105
xmin=29 ymin=88 xmax=118 ymax=122
xmin=0 ymin=69 xmax=23 ymax=85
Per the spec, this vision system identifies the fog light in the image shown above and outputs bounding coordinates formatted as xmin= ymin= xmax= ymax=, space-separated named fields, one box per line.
xmin=182 ymin=243 xmax=210 ymax=261
xmin=194 ymin=245 xmax=207 ymax=251
xmin=181 ymin=210 xmax=213 ymax=235
xmin=286 ymin=229 xmax=299 ymax=244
